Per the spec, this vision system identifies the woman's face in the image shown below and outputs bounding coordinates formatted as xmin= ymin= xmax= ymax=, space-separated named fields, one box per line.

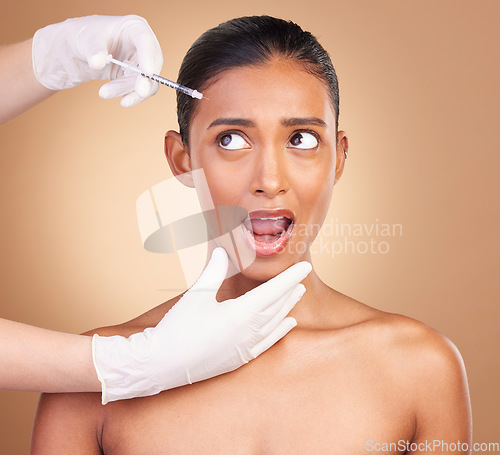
xmin=167 ymin=59 xmax=346 ymax=281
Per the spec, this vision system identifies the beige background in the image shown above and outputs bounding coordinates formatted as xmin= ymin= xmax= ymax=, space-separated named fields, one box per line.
xmin=1 ymin=0 xmax=499 ymax=452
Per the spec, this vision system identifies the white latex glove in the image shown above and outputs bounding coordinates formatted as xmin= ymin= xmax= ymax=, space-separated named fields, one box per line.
xmin=32 ymin=15 xmax=163 ymax=107
xmin=92 ymin=247 xmax=311 ymax=404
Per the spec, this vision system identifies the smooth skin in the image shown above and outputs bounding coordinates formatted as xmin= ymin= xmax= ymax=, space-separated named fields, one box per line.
xmin=32 ymin=60 xmax=472 ymax=454
xmin=0 ymin=319 xmax=101 ymax=392
xmin=0 ymin=39 xmax=54 ymax=125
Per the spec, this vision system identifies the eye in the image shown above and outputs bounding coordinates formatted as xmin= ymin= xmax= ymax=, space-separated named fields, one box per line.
xmin=288 ymin=131 xmax=319 ymax=150
xmin=218 ymin=133 xmax=250 ymax=150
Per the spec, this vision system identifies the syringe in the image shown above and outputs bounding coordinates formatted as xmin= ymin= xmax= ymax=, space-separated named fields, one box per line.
xmin=106 ymin=55 xmax=204 ymax=100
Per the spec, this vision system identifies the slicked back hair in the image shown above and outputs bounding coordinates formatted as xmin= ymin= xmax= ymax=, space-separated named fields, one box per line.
xmin=176 ymin=15 xmax=340 ymax=145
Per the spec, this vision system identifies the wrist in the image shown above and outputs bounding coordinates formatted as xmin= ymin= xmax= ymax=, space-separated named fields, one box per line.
xmin=92 ymin=331 xmax=181 ymax=404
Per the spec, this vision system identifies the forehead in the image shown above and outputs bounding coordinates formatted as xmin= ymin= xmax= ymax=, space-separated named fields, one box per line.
xmin=190 ymin=60 xmax=336 ymax=130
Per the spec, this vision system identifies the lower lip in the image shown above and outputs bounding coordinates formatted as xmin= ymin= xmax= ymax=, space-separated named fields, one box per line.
xmin=241 ymin=221 xmax=294 ymax=257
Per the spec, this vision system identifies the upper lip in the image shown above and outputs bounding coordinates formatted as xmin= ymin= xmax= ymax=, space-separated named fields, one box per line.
xmin=247 ymin=208 xmax=296 ymax=222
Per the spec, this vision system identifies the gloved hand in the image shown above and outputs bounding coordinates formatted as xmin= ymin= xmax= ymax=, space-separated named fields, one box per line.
xmin=32 ymin=15 xmax=163 ymax=107
xmin=92 ymin=247 xmax=311 ymax=404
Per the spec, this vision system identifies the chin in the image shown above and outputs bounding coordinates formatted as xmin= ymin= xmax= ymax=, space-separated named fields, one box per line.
xmin=238 ymin=251 xmax=301 ymax=283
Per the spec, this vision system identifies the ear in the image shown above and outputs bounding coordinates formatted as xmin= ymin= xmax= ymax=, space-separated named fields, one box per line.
xmin=334 ymin=131 xmax=349 ymax=185
xmin=164 ymin=130 xmax=195 ymax=187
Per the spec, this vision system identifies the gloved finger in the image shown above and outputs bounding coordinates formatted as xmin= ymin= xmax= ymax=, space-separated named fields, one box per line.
xmin=254 ymin=284 xmax=296 ymax=325
xmin=100 ymin=74 xmax=157 ymax=102
xmin=130 ymin=25 xmax=163 ymax=75
xmin=135 ymin=76 xmax=158 ymax=99
xmin=258 ymin=284 xmax=305 ymax=337
xmin=189 ymin=247 xmax=228 ymax=293
xmin=242 ymin=261 xmax=312 ymax=313
xmin=99 ymin=76 xmax=136 ymax=99
xmin=120 ymin=92 xmax=146 ymax=108
xmin=249 ymin=317 xmax=297 ymax=360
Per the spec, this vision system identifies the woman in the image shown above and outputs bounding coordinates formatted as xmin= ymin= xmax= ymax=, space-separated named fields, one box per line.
xmin=32 ymin=16 xmax=472 ymax=454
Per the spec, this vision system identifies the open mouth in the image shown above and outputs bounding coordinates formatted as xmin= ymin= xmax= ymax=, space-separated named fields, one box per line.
xmin=241 ymin=209 xmax=295 ymax=256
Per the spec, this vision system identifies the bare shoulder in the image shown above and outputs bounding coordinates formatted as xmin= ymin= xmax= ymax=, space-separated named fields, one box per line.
xmin=330 ymin=292 xmax=466 ymax=372
xmin=369 ymin=311 xmax=467 ymax=381
xmin=378 ymin=313 xmax=471 ymax=418
xmin=343 ymin=299 xmax=468 ymax=383
xmin=31 ymin=389 xmax=105 ymax=454
xmin=336 ymin=297 xmax=471 ymax=437
xmin=323 ymin=291 xmax=469 ymax=400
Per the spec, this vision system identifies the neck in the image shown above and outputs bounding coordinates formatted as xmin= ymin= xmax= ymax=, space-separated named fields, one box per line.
xmin=206 ymin=246 xmax=334 ymax=329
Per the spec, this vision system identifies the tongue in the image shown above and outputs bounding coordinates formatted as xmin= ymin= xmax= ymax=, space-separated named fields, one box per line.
xmin=250 ymin=218 xmax=290 ymax=235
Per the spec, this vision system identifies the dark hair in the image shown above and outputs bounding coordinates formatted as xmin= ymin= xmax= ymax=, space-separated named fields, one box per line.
xmin=176 ymin=15 xmax=340 ymax=145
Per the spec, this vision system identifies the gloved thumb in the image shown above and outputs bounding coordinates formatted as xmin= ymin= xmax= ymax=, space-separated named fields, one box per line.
xmin=189 ymin=247 xmax=229 ymax=294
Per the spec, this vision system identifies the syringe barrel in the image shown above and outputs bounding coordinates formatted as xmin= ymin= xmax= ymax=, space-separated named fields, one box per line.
xmin=108 ymin=55 xmax=204 ymax=99
xmin=153 ymin=75 xmax=200 ymax=99
xmin=151 ymin=74 xmax=179 ymax=90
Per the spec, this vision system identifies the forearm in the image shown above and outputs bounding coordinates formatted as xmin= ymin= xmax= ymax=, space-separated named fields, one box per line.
xmin=0 ymin=39 xmax=54 ymax=125
xmin=0 ymin=317 xmax=100 ymax=393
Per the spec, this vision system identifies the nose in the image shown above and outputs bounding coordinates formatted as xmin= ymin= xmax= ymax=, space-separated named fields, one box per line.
xmin=250 ymin=146 xmax=290 ymax=198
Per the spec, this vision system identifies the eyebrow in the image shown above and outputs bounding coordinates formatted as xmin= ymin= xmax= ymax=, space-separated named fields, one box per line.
xmin=208 ymin=118 xmax=255 ymax=129
xmin=281 ymin=117 xmax=327 ymax=127
xmin=207 ymin=117 xmax=327 ymax=129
